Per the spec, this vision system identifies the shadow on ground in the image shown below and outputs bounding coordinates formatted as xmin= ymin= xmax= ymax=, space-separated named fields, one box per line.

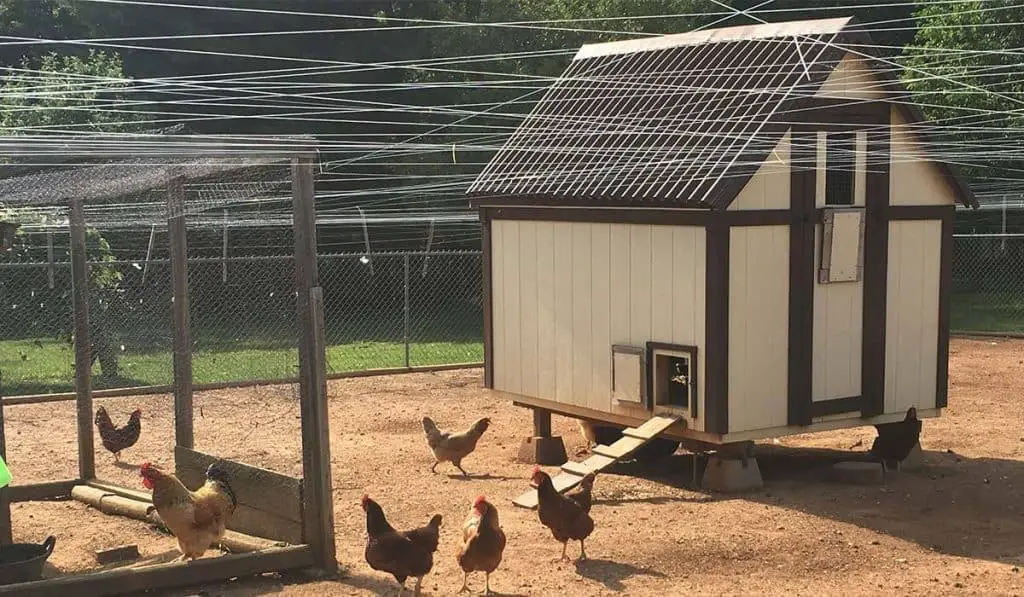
xmin=598 ymin=443 xmax=1024 ymax=566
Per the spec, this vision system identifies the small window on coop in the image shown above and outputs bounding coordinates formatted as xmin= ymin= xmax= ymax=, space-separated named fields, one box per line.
xmin=611 ymin=344 xmax=644 ymax=405
xmin=825 ymin=131 xmax=855 ymax=206
xmin=819 ymin=207 xmax=865 ymax=284
xmin=646 ymin=342 xmax=698 ymax=418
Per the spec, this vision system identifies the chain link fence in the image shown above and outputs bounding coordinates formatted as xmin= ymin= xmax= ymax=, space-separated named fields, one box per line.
xmin=0 ymin=249 xmax=483 ymax=396
xmin=952 ymin=233 xmax=1024 ymax=334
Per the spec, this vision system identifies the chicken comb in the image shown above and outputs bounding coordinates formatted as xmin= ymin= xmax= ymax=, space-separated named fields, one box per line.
xmin=473 ymin=495 xmax=487 ymax=507
xmin=530 ymin=465 xmax=541 ymax=475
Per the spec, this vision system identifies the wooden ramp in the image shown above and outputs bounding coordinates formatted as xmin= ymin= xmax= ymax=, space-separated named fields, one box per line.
xmin=512 ymin=415 xmax=680 ymax=510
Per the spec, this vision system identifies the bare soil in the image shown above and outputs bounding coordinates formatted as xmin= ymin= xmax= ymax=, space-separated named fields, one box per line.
xmin=7 ymin=337 xmax=1024 ymax=596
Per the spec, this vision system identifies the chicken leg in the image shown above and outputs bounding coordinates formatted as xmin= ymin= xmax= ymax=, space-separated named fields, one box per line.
xmin=484 ymin=571 xmax=493 ymax=595
xmin=413 ymin=576 xmax=423 ymax=596
xmin=559 ymin=541 xmax=570 ymax=562
xmin=578 ymin=539 xmax=588 ymax=561
xmin=430 ymin=461 xmax=439 ymax=474
xmin=458 ymin=571 xmax=471 ymax=593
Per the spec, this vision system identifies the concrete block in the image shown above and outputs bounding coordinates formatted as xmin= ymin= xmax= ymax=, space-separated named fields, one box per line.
xmin=701 ymin=454 xmax=763 ymax=493
xmin=830 ymin=461 xmax=884 ymax=485
xmin=517 ymin=436 xmax=567 ymax=466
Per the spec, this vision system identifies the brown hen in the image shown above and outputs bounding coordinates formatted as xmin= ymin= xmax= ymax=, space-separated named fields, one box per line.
xmin=95 ymin=406 xmax=142 ymax=462
xmin=361 ymin=494 xmax=442 ymax=596
xmin=456 ymin=495 xmax=506 ymax=594
xmin=530 ymin=466 xmax=595 ymax=562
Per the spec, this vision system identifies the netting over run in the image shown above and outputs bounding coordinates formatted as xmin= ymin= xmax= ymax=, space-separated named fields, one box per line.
xmin=0 ymin=133 xmax=316 ymax=227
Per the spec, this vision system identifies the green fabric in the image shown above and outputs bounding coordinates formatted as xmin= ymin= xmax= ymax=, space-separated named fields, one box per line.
xmin=0 ymin=454 xmax=10 ymax=488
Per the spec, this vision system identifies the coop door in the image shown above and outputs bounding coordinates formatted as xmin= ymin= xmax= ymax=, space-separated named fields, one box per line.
xmin=819 ymin=207 xmax=865 ymax=283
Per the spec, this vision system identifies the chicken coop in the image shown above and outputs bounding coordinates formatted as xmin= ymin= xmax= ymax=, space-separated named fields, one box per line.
xmin=0 ymin=134 xmax=337 ymax=595
xmin=468 ymin=17 xmax=979 ymax=479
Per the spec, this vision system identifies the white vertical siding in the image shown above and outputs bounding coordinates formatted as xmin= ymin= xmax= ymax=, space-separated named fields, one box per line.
xmin=491 ymin=220 xmax=705 ymax=429
xmin=728 ymin=130 xmax=791 ymax=211
xmin=811 ymin=129 xmax=866 ymax=402
xmin=890 ymin=107 xmax=960 ymax=207
xmin=728 ymin=226 xmax=790 ymax=432
xmin=885 ymin=220 xmax=941 ymax=412
xmin=518 ymin=222 xmax=539 ymax=398
xmin=590 ymin=224 xmax=612 ymax=413
xmin=535 ymin=222 xmax=556 ymax=401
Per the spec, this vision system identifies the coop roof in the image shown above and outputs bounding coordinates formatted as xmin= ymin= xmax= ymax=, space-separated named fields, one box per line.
xmin=467 ymin=16 xmax=977 ymax=209
xmin=0 ymin=133 xmax=317 ymax=208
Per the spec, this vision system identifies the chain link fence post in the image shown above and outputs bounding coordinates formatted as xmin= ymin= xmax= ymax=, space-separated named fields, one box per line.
xmin=403 ymin=253 xmax=411 ymax=369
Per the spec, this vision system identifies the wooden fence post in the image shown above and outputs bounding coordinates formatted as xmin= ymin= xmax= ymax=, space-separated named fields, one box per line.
xmin=69 ymin=197 xmax=95 ymax=480
xmin=292 ymin=152 xmax=336 ymax=573
xmin=167 ymin=175 xmax=194 ymax=450
xmin=0 ymin=373 xmax=12 ymax=545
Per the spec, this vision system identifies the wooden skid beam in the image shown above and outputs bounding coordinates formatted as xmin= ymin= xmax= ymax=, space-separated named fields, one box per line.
xmin=512 ymin=415 xmax=679 ymax=510
xmin=0 ymin=545 xmax=313 ymax=597
xmin=8 ymin=480 xmax=80 ymax=503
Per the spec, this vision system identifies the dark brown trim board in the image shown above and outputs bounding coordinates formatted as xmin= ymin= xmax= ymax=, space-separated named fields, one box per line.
xmin=936 ymin=207 xmax=954 ymax=408
xmin=886 ymin=204 xmax=954 ymax=220
xmin=861 ymin=124 xmax=892 ymax=418
xmin=469 ymin=194 xmax=708 ymax=210
xmin=487 ymin=205 xmax=792 ymax=227
xmin=704 ymin=213 xmax=730 ymax=435
xmin=481 ymin=208 xmax=494 ymax=389
xmin=488 ymin=206 xmax=711 ymax=226
xmin=725 ymin=209 xmax=791 ymax=226
xmin=810 ymin=396 xmax=862 ymax=418
xmin=788 ymin=128 xmax=816 ymax=427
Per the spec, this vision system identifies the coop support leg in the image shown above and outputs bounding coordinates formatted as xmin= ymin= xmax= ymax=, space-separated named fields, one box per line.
xmin=517 ymin=408 xmax=566 ymax=466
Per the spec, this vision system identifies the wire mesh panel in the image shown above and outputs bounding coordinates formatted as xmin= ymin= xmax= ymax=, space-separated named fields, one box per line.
xmin=407 ymin=252 xmax=484 ymax=366
xmin=952 ymin=234 xmax=1024 ymax=333
xmin=0 ymin=250 xmax=484 ymax=396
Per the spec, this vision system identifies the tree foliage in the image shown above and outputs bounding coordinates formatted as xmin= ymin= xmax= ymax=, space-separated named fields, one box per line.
xmin=900 ymin=1 xmax=1024 ymax=180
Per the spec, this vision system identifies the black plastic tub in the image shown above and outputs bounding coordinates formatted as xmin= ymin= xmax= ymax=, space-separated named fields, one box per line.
xmin=0 ymin=536 xmax=56 ymax=585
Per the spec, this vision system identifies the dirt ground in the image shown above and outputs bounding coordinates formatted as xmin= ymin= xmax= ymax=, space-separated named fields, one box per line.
xmin=7 ymin=337 xmax=1024 ymax=596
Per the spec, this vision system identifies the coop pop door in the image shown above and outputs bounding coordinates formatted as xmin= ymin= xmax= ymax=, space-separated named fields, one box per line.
xmin=810 ymin=131 xmax=867 ymax=408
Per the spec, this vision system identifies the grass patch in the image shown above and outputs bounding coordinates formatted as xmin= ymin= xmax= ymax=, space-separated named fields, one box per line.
xmin=0 ymin=336 xmax=482 ymax=396
xmin=952 ymin=291 xmax=1024 ymax=334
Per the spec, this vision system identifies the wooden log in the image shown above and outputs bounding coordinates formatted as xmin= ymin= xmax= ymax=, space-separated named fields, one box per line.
xmin=69 ymin=197 xmax=95 ymax=480
xmin=292 ymin=151 xmax=337 ymax=574
xmin=0 ymin=545 xmax=314 ymax=597
xmin=8 ymin=480 xmax=80 ymax=503
xmin=102 ymin=495 xmax=156 ymax=521
xmin=167 ymin=175 xmax=193 ymax=450
xmin=72 ymin=485 xmax=109 ymax=509
xmin=95 ymin=545 xmax=139 ymax=565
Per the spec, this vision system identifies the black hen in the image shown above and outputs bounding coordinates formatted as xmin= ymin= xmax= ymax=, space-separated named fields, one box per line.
xmin=869 ymin=407 xmax=922 ymax=476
